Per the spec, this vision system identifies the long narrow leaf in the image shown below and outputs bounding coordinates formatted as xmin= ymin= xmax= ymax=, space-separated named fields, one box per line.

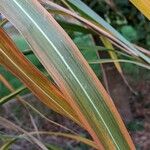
xmin=100 ymin=37 xmax=137 ymax=94
xmin=0 ymin=86 xmax=25 ymax=105
xmin=0 ymin=138 xmax=17 ymax=150
xmin=58 ymin=2 xmax=130 ymax=91
xmin=0 ymin=116 xmax=48 ymax=150
xmin=0 ymin=0 xmax=135 ymax=149
xmin=0 ymin=29 xmax=80 ymax=125
xmin=89 ymin=59 xmax=150 ymax=70
xmin=0 ymin=131 xmax=97 ymax=150
xmin=66 ymin=0 xmax=150 ymax=64
xmin=100 ymin=36 xmax=122 ymax=73
xmin=130 ymin=0 xmax=150 ymax=20
xmin=40 ymin=0 xmax=149 ymax=66
xmin=29 ymin=131 xmax=97 ymax=149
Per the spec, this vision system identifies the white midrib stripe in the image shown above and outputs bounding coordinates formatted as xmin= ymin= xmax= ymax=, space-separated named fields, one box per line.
xmin=13 ymin=0 xmax=121 ymax=149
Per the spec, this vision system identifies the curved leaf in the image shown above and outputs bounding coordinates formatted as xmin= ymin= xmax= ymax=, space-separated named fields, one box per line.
xmin=0 ymin=0 xmax=135 ymax=149
xmin=130 ymin=0 xmax=150 ymax=20
xmin=0 ymin=29 xmax=80 ymax=125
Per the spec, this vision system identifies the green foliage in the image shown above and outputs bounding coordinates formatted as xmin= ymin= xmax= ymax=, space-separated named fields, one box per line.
xmin=127 ymin=120 xmax=144 ymax=132
xmin=120 ymin=25 xmax=138 ymax=42
xmin=73 ymin=33 xmax=101 ymax=77
xmin=0 ymin=67 xmax=22 ymax=98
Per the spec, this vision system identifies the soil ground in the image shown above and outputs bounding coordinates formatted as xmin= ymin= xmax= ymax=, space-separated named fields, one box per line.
xmin=0 ymin=75 xmax=149 ymax=150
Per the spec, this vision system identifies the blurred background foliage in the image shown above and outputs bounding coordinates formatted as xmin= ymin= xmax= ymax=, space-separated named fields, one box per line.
xmin=83 ymin=0 xmax=150 ymax=47
xmin=81 ymin=0 xmax=150 ymax=80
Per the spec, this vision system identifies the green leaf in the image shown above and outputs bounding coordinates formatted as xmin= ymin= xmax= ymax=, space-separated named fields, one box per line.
xmin=46 ymin=144 xmax=64 ymax=150
xmin=130 ymin=0 xmax=150 ymax=20
xmin=88 ymin=58 xmax=150 ymax=70
xmin=0 ymin=0 xmax=135 ymax=149
xmin=67 ymin=0 xmax=150 ymax=63
xmin=0 ymin=86 xmax=26 ymax=105
xmin=0 ymin=138 xmax=17 ymax=150
xmin=0 ymin=29 xmax=80 ymax=125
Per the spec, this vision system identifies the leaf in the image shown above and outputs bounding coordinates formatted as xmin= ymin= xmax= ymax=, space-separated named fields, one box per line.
xmin=130 ymin=0 xmax=150 ymax=20
xmin=0 ymin=66 xmax=23 ymax=98
xmin=0 ymin=0 xmax=135 ymax=149
xmin=66 ymin=0 xmax=150 ymax=63
xmin=58 ymin=1 xmax=132 ymax=92
xmin=100 ymin=36 xmax=122 ymax=73
xmin=0 ymin=116 xmax=48 ymax=150
xmin=62 ymin=0 xmax=143 ymax=94
xmin=120 ymin=25 xmax=138 ymax=42
xmin=88 ymin=59 xmax=150 ymax=70
xmin=41 ymin=0 xmax=133 ymax=57
xmin=0 ymin=138 xmax=17 ymax=150
xmin=0 ymin=87 xmax=77 ymax=134
xmin=0 ymin=18 xmax=8 ymax=27
xmin=100 ymin=37 xmax=137 ymax=94
xmin=0 ymin=29 xmax=80 ymax=125
xmin=0 ymin=86 xmax=26 ymax=105
xmin=40 ymin=0 xmax=149 ymax=67
xmin=134 ymin=44 xmax=150 ymax=56
xmin=0 ymin=118 xmax=93 ymax=149
xmin=0 ymin=128 xmax=97 ymax=149
xmin=29 ymin=131 xmax=97 ymax=149
xmin=0 ymin=74 xmax=16 ymax=92
xmin=46 ymin=144 xmax=64 ymax=150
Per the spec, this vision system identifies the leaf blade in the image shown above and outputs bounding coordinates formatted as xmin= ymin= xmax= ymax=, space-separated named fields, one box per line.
xmin=0 ymin=29 xmax=80 ymax=125
xmin=130 ymin=0 xmax=150 ymax=20
xmin=0 ymin=0 xmax=135 ymax=149
xmin=66 ymin=0 xmax=150 ymax=63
